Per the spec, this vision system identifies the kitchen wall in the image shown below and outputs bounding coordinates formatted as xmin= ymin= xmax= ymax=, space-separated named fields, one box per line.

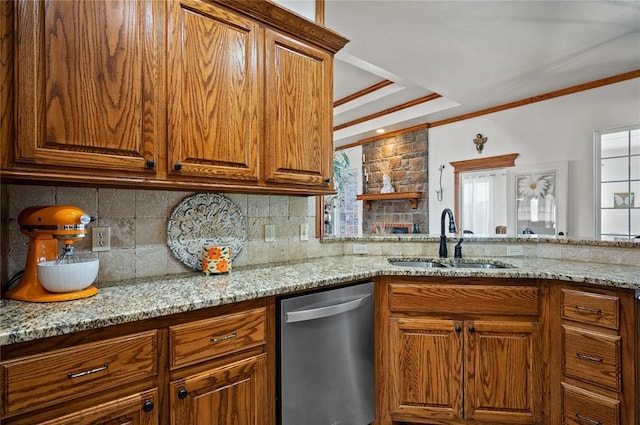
xmin=2 ymin=184 xmax=342 ymax=284
xmin=428 ymin=78 xmax=640 ymax=237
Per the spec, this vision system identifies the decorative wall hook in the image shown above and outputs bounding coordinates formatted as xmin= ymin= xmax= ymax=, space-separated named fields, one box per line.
xmin=474 ymin=133 xmax=488 ymax=153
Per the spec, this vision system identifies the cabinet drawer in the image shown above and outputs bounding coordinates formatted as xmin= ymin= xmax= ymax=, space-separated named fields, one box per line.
xmin=1 ymin=330 xmax=157 ymax=415
xmin=562 ymin=289 xmax=619 ymax=329
xmin=169 ymin=307 xmax=266 ymax=369
xmin=562 ymin=382 xmax=620 ymax=425
xmin=389 ymin=283 xmax=539 ymax=315
xmin=563 ymin=325 xmax=621 ymax=391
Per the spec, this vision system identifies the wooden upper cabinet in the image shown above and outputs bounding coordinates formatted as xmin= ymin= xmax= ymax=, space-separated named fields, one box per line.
xmin=263 ymin=29 xmax=333 ymax=188
xmin=14 ymin=0 xmax=162 ymax=173
xmin=167 ymin=1 xmax=261 ymax=182
xmin=7 ymin=0 xmax=347 ymax=192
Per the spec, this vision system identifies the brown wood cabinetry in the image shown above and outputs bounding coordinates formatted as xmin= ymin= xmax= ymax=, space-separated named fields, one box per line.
xmin=167 ymin=0 xmax=261 ymax=183
xmin=12 ymin=0 xmax=163 ymax=175
xmin=0 ymin=299 xmax=273 ymax=425
xmin=0 ymin=331 xmax=159 ymax=424
xmin=550 ymin=285 xmax=638 ymax=425
xmin=170 ymin=354 xmax=267 ymax=425
xmin=168 ymin=307 xmax=269 ymax=425
xmin=2 ymin=0 xmax=347 ymax=194
xmin=378 ymin=277 xmax=543 ymax=424
xmin=263 ymin=29 xmax=333 ymax=187
xmin=28 ymin=389 xmax=158 ymax=425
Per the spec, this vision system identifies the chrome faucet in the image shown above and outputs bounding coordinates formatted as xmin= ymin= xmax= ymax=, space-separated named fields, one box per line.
xmin=439 ymin=208 xmax=457 ymax=258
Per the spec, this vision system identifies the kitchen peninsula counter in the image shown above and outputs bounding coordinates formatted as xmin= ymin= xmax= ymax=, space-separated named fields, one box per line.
xmin=2 ymin=255 xmax=639 ymax=346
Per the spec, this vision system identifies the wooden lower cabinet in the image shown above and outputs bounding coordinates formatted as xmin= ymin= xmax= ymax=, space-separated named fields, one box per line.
xmin=552 ymin=284 xmax=638 ymax=425
xmin=0 ymin=299 xmax=273 ymax=425
xmin=389 ymin=318 xmax=541 ymax=424
xmin=379 ymin=277 xmax=543 ymax=424
xmin=36 ymin=389 xmax=158 ymax=425
xmin=170 ymin=354 xmax=267 ymax=425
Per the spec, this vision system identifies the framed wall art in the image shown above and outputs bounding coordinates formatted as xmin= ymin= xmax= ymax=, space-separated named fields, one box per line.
xmin=507 ymin=161 xmax=568 ymax=236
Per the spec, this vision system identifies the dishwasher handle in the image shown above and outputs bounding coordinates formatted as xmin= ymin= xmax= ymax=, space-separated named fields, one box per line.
xmin=285 ymin=294 xmax=372 ymax=323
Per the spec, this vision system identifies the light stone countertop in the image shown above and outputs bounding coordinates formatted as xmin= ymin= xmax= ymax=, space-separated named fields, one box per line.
xmin=2 ymin=255 xmax=639 ymax=346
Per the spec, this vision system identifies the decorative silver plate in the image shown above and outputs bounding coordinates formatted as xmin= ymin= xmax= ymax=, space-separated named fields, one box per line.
xmin=167 ymin=193 xmax=246 ymax=270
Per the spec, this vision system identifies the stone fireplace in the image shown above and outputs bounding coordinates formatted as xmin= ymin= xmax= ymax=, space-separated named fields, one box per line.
xmin=362 ymin=128 xmax=429 ymax=233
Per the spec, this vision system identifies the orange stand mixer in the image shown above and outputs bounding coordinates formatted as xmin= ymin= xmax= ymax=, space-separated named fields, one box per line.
xmin=5 ymin=205 xmax=99 ymax=302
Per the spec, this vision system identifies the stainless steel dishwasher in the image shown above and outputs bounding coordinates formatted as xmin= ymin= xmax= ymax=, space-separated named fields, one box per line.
xmin=278 ymin=281 xmax=374 ymax=425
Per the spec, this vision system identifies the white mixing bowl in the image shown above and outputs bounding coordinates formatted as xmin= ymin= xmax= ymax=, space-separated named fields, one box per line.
xmin=37 ymin=258 xmax=99 ymax=293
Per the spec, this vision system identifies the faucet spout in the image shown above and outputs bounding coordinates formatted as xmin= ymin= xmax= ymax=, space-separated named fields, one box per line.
xmin=439 ymin=208 xmax=457 ymax=258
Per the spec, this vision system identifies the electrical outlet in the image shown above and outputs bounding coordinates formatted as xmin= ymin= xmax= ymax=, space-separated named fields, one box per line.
xmin=92 ymin=227 xmax=111 ymax=252
xmin=299 ymin=223 xmax=309 ymax=241
xmin=264 ymin=224 xmax=275 ymax=242
xmin=506 ymin=245 xmax=524 ymax=256
xmin=352 ymin=244 xmax=368 ymax=254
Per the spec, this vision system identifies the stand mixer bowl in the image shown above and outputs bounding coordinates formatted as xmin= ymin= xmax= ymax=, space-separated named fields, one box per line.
xmin=37 ymin=258 xmax=99 ymax=293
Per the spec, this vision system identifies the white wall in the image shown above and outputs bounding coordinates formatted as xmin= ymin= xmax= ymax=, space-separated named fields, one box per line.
xmin=271 ymin=0 xmax=315 ymax=21
xmin=428 ymin=78 xmax=640 ymax=238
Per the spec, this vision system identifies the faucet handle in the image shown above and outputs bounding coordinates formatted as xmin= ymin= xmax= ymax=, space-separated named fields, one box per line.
xmin=454 ymin=238 xmax=463 ymax=258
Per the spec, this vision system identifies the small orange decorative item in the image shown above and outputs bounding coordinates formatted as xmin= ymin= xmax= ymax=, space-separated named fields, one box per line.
xmin=202 ymin=246 xmax=232 ymax=275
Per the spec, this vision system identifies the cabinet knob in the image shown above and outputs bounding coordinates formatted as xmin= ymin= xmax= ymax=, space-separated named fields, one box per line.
xmin=142 ymin=400 xmax=154 ymax=412
xmin=455 ymin=326 xmax=462 ymax=333
xmin=177 ymin=388 xmax=188 ymax=399
xmin=145 ymin=159 xmax=155 ymax=169
xmin=324 ymin=177 xmax=331 ymax=184
xmin=174 ymin=162 xmax=183 ymax=171
xmin=468 ymin=326 xmax=475 ymax=333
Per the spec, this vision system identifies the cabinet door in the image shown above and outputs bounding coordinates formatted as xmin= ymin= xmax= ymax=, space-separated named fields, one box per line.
xmin=464 ymin=320 xmax=542 ymax=424
xmin=37 ymin=389 xmax=158 ymax=425
xmin=389 ymin=318 xmax=463 ymax=422
xmin=15 ymin=0 xmax=161 ymax=173
xmin=263 ymin=29 xmax=333 ymax=188
xmin=170 ymin=354 xmax=267 ymax=425
xmin=167 ymin=0 xmax=260 ymax=182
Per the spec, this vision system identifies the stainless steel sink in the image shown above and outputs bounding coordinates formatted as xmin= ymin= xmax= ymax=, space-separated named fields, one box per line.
xmin=389 ymin=260 xmax=447 ymax=268
xmin=389 ymin=258 xmax=513 ymax=269
xmin=447 ymin=262 xmax=507 ymax=269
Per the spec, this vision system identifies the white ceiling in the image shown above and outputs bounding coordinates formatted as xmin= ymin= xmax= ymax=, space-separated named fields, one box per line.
xmin=325 ymin=1 xmax=640 ymax=147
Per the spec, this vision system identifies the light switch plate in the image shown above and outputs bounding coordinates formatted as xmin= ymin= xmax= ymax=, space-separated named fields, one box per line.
xmin=264 ymin=224 xmax=275 ymax=242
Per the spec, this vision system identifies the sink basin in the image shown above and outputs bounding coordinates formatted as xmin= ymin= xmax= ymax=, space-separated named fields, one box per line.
xmin=389 ymin=260 xmax=447 ymax=268
xmin=389 ymin=258 xmax=513 ymax=269
xmin=447 ymin=262 xmax=507 ymax=269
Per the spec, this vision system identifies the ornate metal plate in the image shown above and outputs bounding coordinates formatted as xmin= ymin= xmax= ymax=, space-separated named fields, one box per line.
xmin=167 ymin=193 xmax=246 ymax=270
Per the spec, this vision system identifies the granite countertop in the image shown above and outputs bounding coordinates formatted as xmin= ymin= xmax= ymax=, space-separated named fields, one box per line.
xmin=2 ymin=255 xmax=639 ymax=346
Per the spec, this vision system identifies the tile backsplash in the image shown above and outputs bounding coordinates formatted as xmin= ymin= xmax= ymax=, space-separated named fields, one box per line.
xmin=3 ymin=184 xmax=336 ymax=283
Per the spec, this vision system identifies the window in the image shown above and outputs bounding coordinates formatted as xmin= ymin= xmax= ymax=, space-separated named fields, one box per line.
xmin=460 ymin=169 xmax=507 ymax=234
xmin=595 ymin=125 xmax=640 ymax=241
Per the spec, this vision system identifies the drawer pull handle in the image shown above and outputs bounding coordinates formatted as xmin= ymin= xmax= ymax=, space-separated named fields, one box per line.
xmin=67 ymin=363 xmax=109 ymax=379
xmin=574 ymin=305 xmax=602 ymax=315
xmin=576 ymin=353 xmax=604 ymax=363
xmin=575 ymin=413 xmax=602 ymax=425
xmin=211 ymin=332 xmax=237 ymax=343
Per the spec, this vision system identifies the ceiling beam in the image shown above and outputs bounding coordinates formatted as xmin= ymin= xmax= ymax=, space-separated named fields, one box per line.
xmin=333 ymin=93 xmax=442 ymax=131
xmin=430 ymin=69 xmax=640 ymax=128
xmin=334 ymin=80 xmax=394 ymax=107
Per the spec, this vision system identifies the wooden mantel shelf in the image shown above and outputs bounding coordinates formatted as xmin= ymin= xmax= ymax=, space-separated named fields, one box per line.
xmin=356 ymin=191 xmax=423 ymax=210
